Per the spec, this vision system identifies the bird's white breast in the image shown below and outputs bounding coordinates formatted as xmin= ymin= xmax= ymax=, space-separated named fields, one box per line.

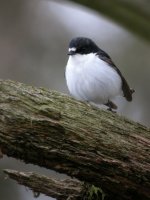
xmin=65 ymin=53 xmax=122 ymax=104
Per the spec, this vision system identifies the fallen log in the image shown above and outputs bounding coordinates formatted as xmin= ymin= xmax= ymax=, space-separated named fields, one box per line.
xmin=0 ymin=80 xmax=150 ymax=200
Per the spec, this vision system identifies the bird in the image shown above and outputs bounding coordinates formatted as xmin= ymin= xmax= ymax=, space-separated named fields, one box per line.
xmin=65 ymin=37 xmax=134 ymax=111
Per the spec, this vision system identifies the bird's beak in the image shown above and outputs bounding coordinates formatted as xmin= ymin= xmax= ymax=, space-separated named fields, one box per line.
xmin=67 ymin=50 xmax=76 ymax=56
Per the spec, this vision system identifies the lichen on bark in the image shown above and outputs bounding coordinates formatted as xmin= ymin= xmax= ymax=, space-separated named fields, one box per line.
xmin=0 ymin=80 xmax=150 ymax=200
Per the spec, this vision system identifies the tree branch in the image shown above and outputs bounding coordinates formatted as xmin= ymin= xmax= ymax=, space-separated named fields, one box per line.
xmin=4 ymin=169 xmax=85 ymax=200
xmin=0 ymin=80 xmax=150 ymax=200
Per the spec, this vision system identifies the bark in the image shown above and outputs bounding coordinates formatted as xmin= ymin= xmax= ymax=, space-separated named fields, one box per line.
xmin=4 ymin=169 xmax=85 ymax=200
xmin=68 ymin=0 xmax=150 ymax=41
xmin=0 ymin=80 xmax=150 ymax=200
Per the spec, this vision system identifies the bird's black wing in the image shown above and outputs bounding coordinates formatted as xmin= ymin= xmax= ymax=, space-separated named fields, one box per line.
xmin=97 ymin=49 xmax=133 ymax=101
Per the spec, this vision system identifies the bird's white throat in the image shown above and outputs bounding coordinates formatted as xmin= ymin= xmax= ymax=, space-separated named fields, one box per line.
xmin=68 ymin=53 xmax=92 ymax=67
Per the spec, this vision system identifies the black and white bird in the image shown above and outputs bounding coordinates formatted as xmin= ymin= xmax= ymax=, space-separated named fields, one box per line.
xmin=65 ymin=37 xmax=134 ymax=111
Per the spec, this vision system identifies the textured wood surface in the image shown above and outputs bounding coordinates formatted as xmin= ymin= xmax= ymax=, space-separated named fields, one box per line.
xmin=4 ymin=169 xmax=85 ymax=200
xmin=0 ymin=80 xmax=150 ymax=200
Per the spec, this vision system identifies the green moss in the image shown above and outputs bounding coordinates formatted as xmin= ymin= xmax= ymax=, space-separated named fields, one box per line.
xmin=39 ymin=106 xmax=61 ymax=120
xmin=84 ymin=184 xmax=106 ymax=200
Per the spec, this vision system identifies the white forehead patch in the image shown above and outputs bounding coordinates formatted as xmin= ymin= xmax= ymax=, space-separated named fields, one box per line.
xmin=69 ymin=47 xmax=76 ymax=52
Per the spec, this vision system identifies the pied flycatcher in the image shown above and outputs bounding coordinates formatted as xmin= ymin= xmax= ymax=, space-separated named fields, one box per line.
xmin=65 ymin=37 xmax=134 ymax=111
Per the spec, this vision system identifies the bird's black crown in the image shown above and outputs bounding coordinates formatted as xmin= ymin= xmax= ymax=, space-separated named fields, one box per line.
xmin=69 ymin=37 xmax=99 ymax=55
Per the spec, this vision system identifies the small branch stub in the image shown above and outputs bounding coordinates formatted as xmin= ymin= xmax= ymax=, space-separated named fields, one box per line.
xmin=3 ymin=169 xmax=85 ymax=200
xmin=3 ymin=169 xmax=105 ymax=200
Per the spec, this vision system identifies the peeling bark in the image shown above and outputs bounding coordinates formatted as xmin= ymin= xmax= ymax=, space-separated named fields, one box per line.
xmin=0 ymin=80 xmax=150 ymax=200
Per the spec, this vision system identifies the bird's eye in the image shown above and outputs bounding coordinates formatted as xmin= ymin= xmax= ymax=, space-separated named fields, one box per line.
xmin=79 ymin=47 xmax=86 ymax=52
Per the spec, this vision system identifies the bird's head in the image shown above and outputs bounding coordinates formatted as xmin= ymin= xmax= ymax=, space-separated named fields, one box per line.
xmin=68 ymin=37 xmax=99 ymax=56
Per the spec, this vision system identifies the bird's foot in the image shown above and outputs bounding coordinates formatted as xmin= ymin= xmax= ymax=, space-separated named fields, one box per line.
xmin=105 ymin=100 xmax=117 ymax=113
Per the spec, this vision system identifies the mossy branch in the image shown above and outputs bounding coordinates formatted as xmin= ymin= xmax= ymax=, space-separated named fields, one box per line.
xmin=4 ymin=169 xmax=85 ymax=200
xmin=4 ymin=169 xmax=106 ymax=200
xmin=0 ymin=80 xmax=150 ymax=200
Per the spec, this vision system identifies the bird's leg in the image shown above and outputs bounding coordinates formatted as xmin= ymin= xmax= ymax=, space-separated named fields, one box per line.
xmin=107 ymin=106 xmax=113 ymax=112
xmin=105 ymin=100 xmax=117 ymax=112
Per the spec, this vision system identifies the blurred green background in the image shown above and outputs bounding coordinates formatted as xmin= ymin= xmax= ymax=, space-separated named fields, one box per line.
xmin=0 ymin=0 xmax=150 ymax=199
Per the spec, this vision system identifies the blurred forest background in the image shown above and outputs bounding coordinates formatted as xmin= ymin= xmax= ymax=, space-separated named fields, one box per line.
xmin=0 ymin=0 xmax=150 ymax=200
